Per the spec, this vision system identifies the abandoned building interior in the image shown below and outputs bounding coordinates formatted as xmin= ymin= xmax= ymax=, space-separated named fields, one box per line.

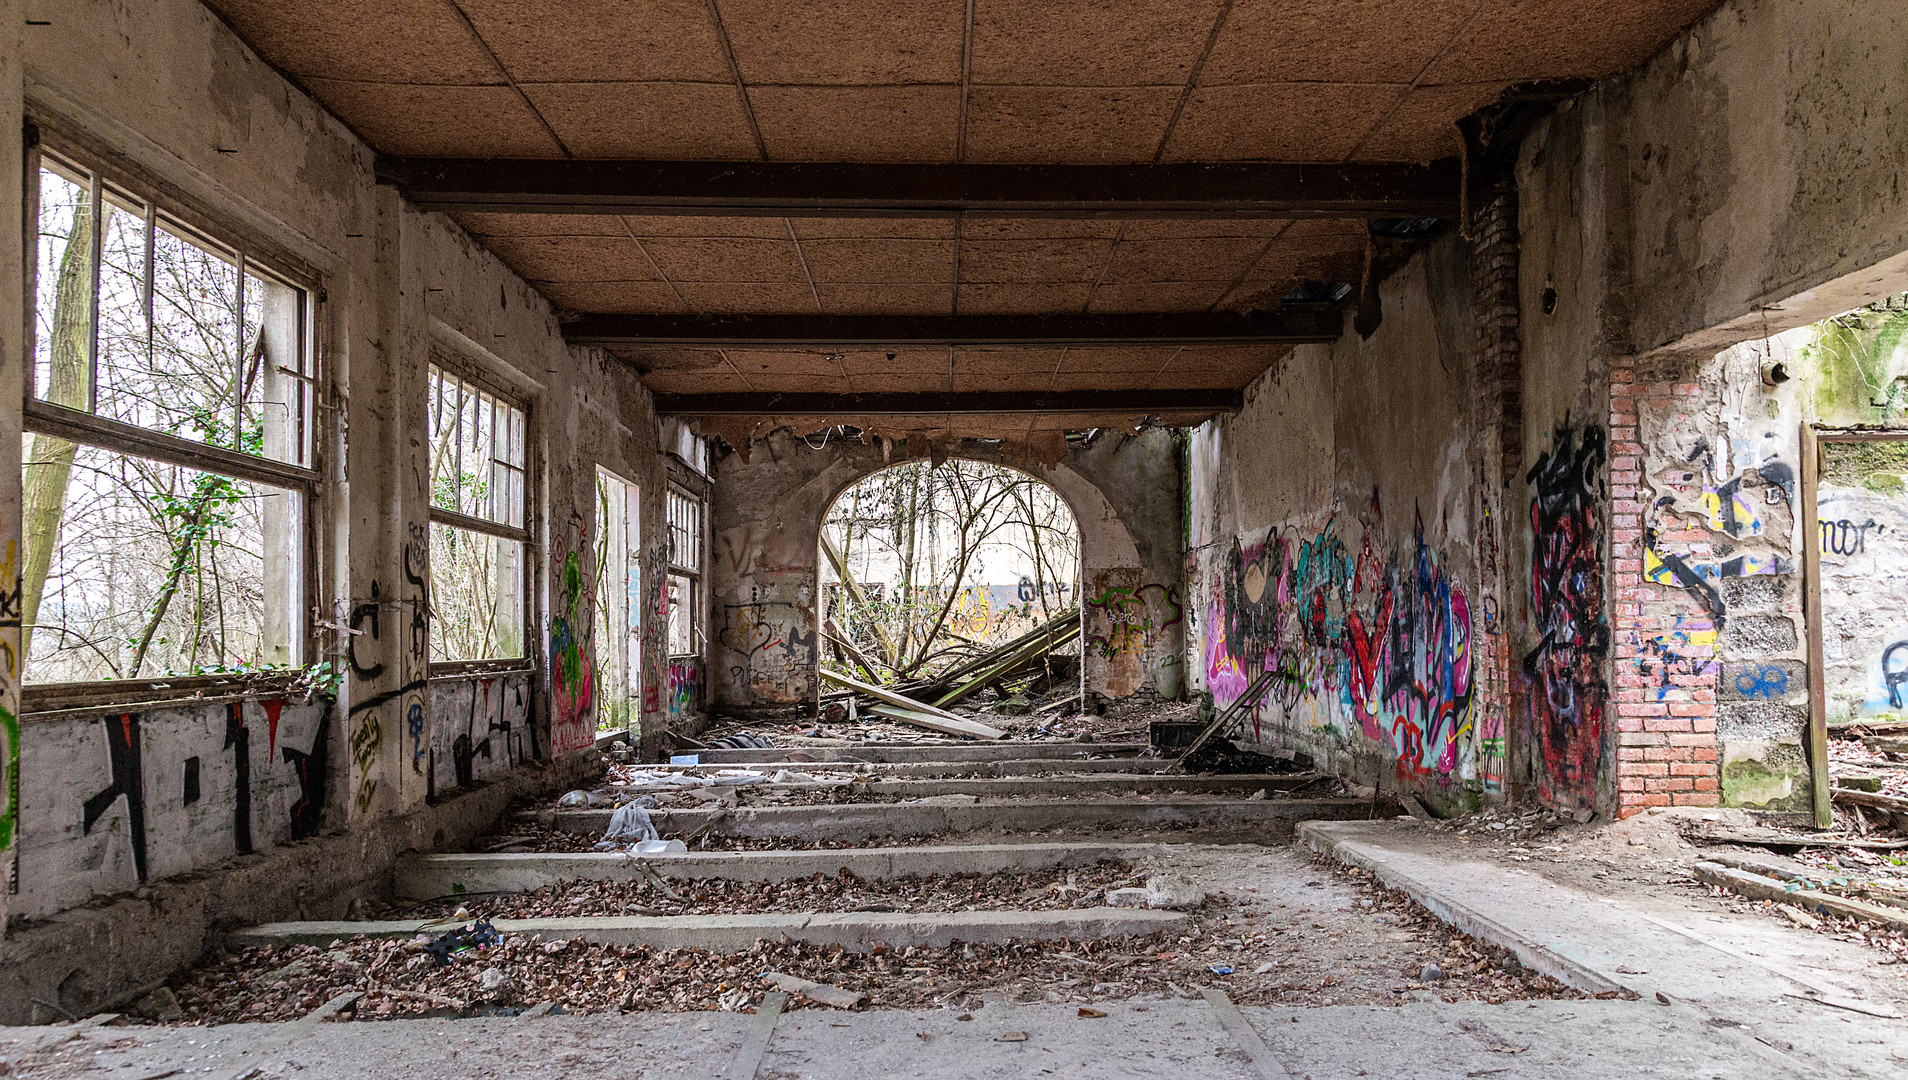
xmin=1 ymin=0 xmax=1907 ymax=1076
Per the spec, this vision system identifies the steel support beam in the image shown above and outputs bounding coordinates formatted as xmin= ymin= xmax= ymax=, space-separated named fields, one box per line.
xmin=650 ymin=389 xmax=1245 ymax=416
xmin=567 ymin=308 xmax=1339 ymax=348
xmin=379 ymin=158 xmax=1463 ymax=219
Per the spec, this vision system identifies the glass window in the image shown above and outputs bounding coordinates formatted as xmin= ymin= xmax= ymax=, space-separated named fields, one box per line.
xmin=665 ymin=487 xmax=703 ymax=657
xmin=34 ymin=153 xmax=315 ymax=467
xmin=427 ymin=362 xmax=529 ymax=663
xmin=24 ymin=152 xmax=314 ymax=685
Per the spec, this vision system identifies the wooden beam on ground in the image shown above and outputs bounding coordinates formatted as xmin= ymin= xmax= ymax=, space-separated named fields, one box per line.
xmin=576 ymin=309 xmax=1339 ymax=349
xmin=819 ymin=669 xmax=1005 ymax=740
xmin=379 ymin=158 xmax=1465 ymax=220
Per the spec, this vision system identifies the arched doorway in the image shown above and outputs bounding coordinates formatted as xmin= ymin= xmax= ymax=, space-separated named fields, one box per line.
xmin=818 ymin=459 xmax=1083 ymax=719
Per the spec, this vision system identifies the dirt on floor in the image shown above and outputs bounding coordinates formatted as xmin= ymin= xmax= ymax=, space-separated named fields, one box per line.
xmin=153 ymin=841 xmax=1582 ymax=1026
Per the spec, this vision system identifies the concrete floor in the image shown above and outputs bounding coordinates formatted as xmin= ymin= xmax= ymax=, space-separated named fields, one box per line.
xmin=5 ymin=996 xmax=1897 ymax=1079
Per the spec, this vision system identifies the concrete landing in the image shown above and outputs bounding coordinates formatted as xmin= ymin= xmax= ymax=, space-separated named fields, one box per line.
xmin=688 ymin=742 xmax=1149 ymax=764
xmin=1299 ymin=820 xmax=1907 ymax=1019
xmin=612 ymin=774 xmax=1320 ymax=799
xmin=397 ymin=842 xmax=1166 ymax=897
xmin=225 ymin=907 xmax=1188 ymax=954
xmin=535 ymin=797 xmax=1393 ymax=841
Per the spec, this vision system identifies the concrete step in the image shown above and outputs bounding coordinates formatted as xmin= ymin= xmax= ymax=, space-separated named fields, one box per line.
xmin=611 ymin=774 xmax=1322 ymax=801
xmin=625 ymin=757 xmax=1179 ymax=778
xmin=398 ymin=842 xmax=1167 ymax=898
xmin=530 ymin=797 xmax=1393 ymax=844
xmin=227 ymin=907 xmax=1188 ymax=954
xmin=684 ymin=742 xmax=1148 ymax=764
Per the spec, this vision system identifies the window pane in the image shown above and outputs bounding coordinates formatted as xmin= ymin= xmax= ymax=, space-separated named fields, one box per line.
xmin=22 ymin=437 xmax=301 ymax=683
xmin=34 ymin=162 xmax=94 ymax=409
xmin=244 ymin=269 xmax=310 ymax=468
xmin=429 ymin=522 xmax=524 ymax=661
xmin=668 ymin=572 xmax=694 ymax=655
xmin=98 ymin=218 xmax=242 ymax=447
xmin=428 ymin=364 xmax=526 ymax=528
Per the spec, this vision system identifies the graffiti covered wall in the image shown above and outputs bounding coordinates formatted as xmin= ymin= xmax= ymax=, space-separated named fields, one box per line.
xmin=428 ymin=672 xmax=533 ymax=795
xmin=1186 ymin=237 xmax=1495 ymax=814
xmin=14 ymin=696 xmax=331 ymax=919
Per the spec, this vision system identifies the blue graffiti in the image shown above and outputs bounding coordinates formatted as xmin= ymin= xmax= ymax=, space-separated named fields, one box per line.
xmin=1733 ymin=665 xmax=1789 ymax=699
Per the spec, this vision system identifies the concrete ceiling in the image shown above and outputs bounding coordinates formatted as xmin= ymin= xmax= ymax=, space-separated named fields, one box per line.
xmin=207 ymin=0 xmax=1719 ymax=435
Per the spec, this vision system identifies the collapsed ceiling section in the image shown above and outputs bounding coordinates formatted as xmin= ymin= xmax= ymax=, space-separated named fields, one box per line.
xmin=208 ymin=0 xmax=1721 ymax=456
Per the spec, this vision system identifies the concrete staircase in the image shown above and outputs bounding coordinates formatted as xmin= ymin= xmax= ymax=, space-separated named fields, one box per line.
xmin=234 ymin=738 xmax=1396 ymax=960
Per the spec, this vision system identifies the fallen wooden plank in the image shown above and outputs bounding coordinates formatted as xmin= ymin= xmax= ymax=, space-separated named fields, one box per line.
xmin=862 ymin=703 xmax=1006 ymax=740
xmin=1863 ymin=736 xmax=1908 ymax=754
xmin=1701 ymin=851 xmax=1908 ymax=911
xmin=1830 ymin=718 xmax=1908 ymax=734
xmin=1689 ymin=828 xmax=1908 ymax=851
xmin=1830 ymin=788 xmax=1908 ymax=814
xmin=819 ymin=668 xmax=971 ymax=723
xmin=1693 ymin=861 xmax=1908 ymax=931
xmin=1177 ymin=669 xmax=1278 ymax=765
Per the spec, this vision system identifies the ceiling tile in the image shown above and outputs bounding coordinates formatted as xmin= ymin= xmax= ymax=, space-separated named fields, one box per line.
xmin=798 ymin=239 xmax=956 ymax=283
xmin=208 ymin=0 xmax=498 ymax=82
xmin=1248 ymin=235 xmax=1366 ymax=282
xmin=640 ymin=238 xmax=810 ymax=282
xmin=717 ymin=350 xmax=845 ymax=378
xmin=610 ymin=347 xmax=731 ymax=374
xmin=481 ymin=235 xmax=659 ymax=282
xmin=957 ymin=283 xmax=1096 ymax=313
xmin=1048 ymin=370 xmax=1163 ymax=391
xmin=641 ymin=369 xmax=755 ymax=394
xmin=958 ymin=239 xmax=1115 ymax=284
xmin=522 ymin=82 xmax=760 ymax=159
xmin=458 ymin=0 xmax=731 ymax=82
xmin=1088 ymin=281 xmax=1231 ymax=311
xmin=1161 ymin=82 xmax=1398 ymax=162
xmin=1421 ymin=0 xmax=1720 ymax=84
xmin=621 ymin=216 xmax=793 ymax=239
xmin=953 ymin=347 xmax=1069 ymax=374
xmin=749 ymin=86 xmax=960 ymax=162
xmin=734 ymin=373 xmax=856 ymax=393
xmin=1352 ymin=83 xmax=1508 ymax=162
xmin=301 ymin=81 xmax=563 ymax=156
xmin=1279 ymin=218 xmax=1369 ymax=239
xmin=814 ymin=284 xmax=955 ymax=314
xmin=454 ymin=212 xmax=629 ymax=237
xmin=838 ymin=349 xmax=952 ymax=376
xmin=673 ymin=282 xmax=821 ymax=313
xmin=533 ymin=281 xmax=684 ymax=312
xmin=1117 ymin=219 xmax=1293 ymax=240
xmin=960 ymin=218 xmax=1125 ymax=241
xmin=964 ymin=87 xmax=1180 ymax=163
xmin=1201 ymin=0 xmax=1478 ymax=85
xmin=718 ymin=0 xmax=965 ymax=84
xmin=970 ymin=0 xmax=1225 ymax=86
xmin=793 ymin=219 xmax=957 ymax=240
xmin=1098 ymin=238 xmax=1271 ymax=284
xmin=851 ymin=371 xmax=951 ymax=393
xmin=1056 ymin=346 xmax=1179 ymax=372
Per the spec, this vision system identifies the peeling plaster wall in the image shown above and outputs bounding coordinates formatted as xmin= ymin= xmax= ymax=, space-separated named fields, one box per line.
xmin=0 ymin=0 xmax=674 ymax=1005
xmin=705 ymin=431 xmax=1179 ymax=717
xmin=1186 ymin=236 xmax=1490 ymax=816
xmin=1515 ymin=0 xmax=1908 ymax=816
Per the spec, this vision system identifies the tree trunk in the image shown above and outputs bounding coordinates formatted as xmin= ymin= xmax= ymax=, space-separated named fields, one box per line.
xmin=21 ymin=190 xmax=107 ymax=660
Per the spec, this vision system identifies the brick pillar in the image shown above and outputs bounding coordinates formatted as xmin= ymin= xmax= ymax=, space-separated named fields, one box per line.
xmin=1609 ymin=365 xmax=1721 ymax=814
xmin=1469 ymin=176 xmax=1520 ymax=801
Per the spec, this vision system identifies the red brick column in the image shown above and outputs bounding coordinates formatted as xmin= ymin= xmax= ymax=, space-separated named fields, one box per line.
xmin=1608 ymin=364 xmax=1721 ymax=815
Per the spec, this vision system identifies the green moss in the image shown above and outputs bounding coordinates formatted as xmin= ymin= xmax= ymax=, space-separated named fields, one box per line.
xmin=1721 ymin=754 xmax=1805 ymax=810
xmin=1804 ymin=297 xmax=1908 ymax=423
xmin=1861 ymin=472 xmax=1906 ymax=495
xmin=1824 ymin=440 xmax=1908 ymax=486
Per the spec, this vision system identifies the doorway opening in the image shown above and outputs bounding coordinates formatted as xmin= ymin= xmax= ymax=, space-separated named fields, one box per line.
xmin=818 ymin=459 xmax=1083 ymax=722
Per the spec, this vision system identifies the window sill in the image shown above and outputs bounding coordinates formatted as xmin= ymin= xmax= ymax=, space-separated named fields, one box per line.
xmin=22 ymin=671 xmax=306 ymax=723
xmin=428 ymin=658 xmax=535 ymax=680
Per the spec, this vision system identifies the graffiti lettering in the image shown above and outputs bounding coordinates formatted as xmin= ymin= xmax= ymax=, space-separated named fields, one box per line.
xmin=1523 ymin=418 xmax=1608 ymax=807
xmin=223 ymin=702 xmax=253 ymax=856
xmin=1821 ymin=518 xmax=1883 ymax=556
xmin=284 ymin=703 xmax=331 ymax=840
xmin=81 ymin=713 xmax=149 ymax=883
xmin=1883 ymin=641 xmax=1908 ymax=709
xmin=347 ymin=580 xmax=384 ymax=678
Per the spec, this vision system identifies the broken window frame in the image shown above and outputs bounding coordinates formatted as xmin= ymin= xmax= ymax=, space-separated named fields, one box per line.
xmin=426 ymin=356 xmax=534 ymax=673
xmin=666 ymin=484 xmax=704 ymax=659
xmin=19 ymin=138 xmax=323 ymax=711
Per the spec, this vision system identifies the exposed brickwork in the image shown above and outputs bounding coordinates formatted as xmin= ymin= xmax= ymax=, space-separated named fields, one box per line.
xmin=1468 ymin=179 xmax=1520 ymax=801
xmin=1608 ymin=363 xmax=1720 ymax=815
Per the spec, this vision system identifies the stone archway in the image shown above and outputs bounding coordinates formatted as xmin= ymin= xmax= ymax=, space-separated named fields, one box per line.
xmin=703 ymin=429 xmax=1185 ymax=719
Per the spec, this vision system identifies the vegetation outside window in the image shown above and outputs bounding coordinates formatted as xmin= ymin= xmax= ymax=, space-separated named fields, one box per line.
xmin=666 ymin=486 xmax=702 ymax=656
xmin=23 ymin=150 xmax=315 ymax=685
xmin=427 ymin=362 xmax=528 ymax=663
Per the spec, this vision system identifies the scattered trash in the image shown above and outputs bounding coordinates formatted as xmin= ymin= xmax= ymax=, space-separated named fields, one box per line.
xmin=424 ymin=920 xmax=502 ymax=966
xmin=669 ymin=754 xmax=701 ymax=766
xmin=628 ymin=838 xmax=688 ymax=855
xmin=1077 ymin=1006 xmax=1107 ymax=1018
xmin=601 ymin=802 xmax=658 ymax=844
xmin=997 ymin=1031 xmax=1029 ymax=1042
xmin=1208 ymin=965 xmax=1233 ymax=976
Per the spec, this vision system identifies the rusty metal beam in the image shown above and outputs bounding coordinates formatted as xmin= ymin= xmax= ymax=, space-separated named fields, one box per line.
xmin=379 ymin=157 xmax=1464 ymax=219
xmin=649 ymin=389 xmax=1245 ymax=416
xmin=568 ymin=307 xmax=1339 ymax=347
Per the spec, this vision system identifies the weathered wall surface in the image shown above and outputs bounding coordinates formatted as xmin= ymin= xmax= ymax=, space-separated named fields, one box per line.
xmin=0 ymin=0 xmax=675 ymax=1003
xmin=706 ymin=431 xmax=1179 ymax=716
xmin=1186 ymin=236 xmax=1491 ymax=815
xmin=1515 ymin=0 xmax=1908 ymax=816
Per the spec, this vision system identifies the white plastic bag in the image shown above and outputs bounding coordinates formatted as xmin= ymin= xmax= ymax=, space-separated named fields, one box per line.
xmin=601 ymin=801 xmax=657 ymax=842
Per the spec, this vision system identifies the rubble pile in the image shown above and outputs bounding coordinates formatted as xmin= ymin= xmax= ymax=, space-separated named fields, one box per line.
xmin=402 ymin=864 xmax=1142 ymax=922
